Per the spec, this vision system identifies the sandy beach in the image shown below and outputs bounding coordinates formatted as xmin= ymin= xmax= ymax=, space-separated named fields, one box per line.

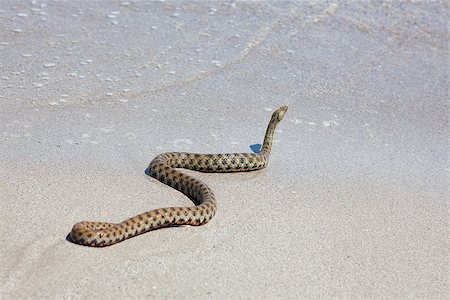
xmin=0 ymin=1 xmax=448 ymax=298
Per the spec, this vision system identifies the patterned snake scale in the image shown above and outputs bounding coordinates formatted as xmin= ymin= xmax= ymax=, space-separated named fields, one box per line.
xmin=70 ymin=106 xmax=288 ymax=247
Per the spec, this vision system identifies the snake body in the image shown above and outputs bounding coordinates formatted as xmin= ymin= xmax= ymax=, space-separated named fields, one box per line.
xmin=70 ymin=106 xmax=288 ymax=247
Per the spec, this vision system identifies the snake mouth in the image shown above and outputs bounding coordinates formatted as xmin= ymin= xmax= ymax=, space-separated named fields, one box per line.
xmin=273 ymin=105 xmax=288 ymax=122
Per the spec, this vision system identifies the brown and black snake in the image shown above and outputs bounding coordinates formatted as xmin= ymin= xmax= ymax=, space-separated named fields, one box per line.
xmin=70 ymin=106 xmax=288 ymax=247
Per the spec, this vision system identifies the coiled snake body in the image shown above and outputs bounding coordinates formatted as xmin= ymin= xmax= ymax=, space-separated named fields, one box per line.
xmin=70 ymin=106 xmax=288 ymax=247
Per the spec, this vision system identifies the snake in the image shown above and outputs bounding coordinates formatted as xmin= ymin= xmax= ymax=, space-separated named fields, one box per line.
xmin=70 ymin=106 xmax=288 ymax=247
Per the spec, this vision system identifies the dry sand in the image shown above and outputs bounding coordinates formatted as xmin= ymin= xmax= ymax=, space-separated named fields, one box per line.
xmin=0 ymin=1 xmax=448 ymax=299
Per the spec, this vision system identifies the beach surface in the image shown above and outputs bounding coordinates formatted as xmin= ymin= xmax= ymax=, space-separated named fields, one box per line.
xmin=0 ymin=1 xmax=448 ymax=298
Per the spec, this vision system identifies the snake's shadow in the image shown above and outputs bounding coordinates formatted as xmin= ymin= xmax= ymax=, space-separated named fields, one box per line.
xmin=250 ymin=144 xmax=262 ymax=154
xmin=66 ymin=233 xmax=74 ymax=243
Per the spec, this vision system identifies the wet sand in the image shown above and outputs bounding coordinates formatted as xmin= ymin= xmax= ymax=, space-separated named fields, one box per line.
xmin=0 ymin=1 xmax=448 ymax=298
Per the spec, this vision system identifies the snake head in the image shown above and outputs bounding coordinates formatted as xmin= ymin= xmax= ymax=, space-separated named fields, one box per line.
xmin=272 ymin=106 xmax=288 ymax=123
